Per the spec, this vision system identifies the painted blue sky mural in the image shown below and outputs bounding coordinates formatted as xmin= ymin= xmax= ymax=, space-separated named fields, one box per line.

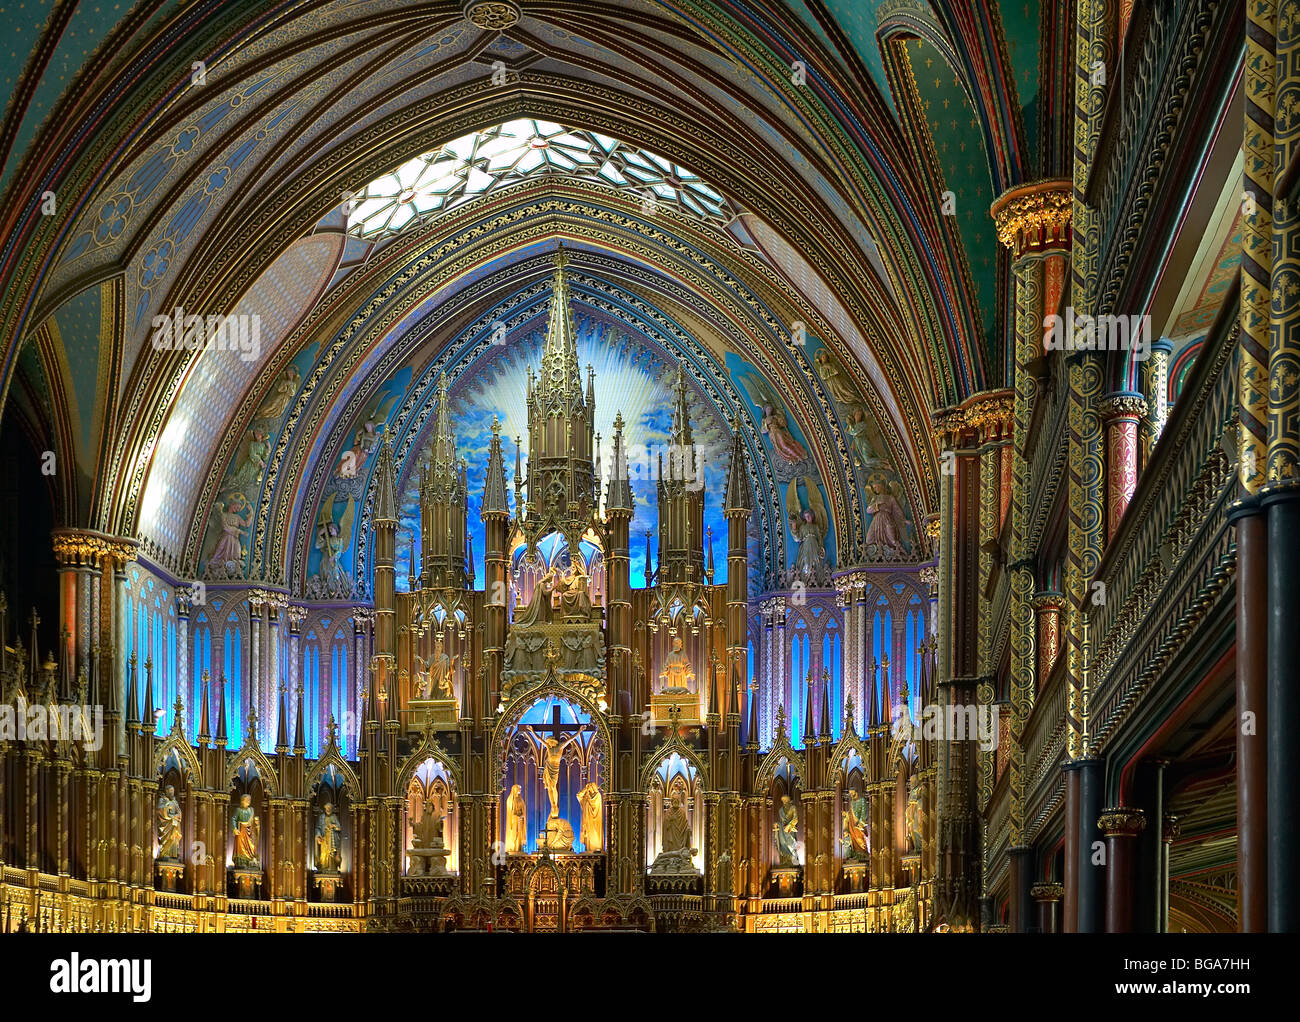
xmin=395 ymin=314 xmax=732 ymax=590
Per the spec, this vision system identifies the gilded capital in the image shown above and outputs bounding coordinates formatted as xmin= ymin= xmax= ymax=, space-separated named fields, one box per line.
xmin=990 ymin=180 xmax=1073 ymax=256
xmin=1097 ymin=807 xmax=1147 ymax=837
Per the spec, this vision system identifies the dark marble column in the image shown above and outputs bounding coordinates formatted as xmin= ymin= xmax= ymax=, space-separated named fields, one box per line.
xmin=1030 ymin=881 xmax=1064 ymax=934
xmin=1099 ymin=807 xmax=1146 ymax=933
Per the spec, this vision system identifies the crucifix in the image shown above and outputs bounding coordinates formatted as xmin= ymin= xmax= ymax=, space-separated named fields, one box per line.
xmin=525 ymin=703 xmax=596 ymax=826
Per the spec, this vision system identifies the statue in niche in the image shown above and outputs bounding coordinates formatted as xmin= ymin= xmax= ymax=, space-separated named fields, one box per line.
xmin=512 ymin=565 xmax=557 ymax=627
xmin=786 ymin=479 xmax=830 ymax=586
xmin=658 ymin=635 xmax=695 ymax=694
xmin=229 ymin=429 xmax=271 ymax=489
xmin=416 ymin=634 xmax=457 ymax=699
xmin=865 ymin=478 xmax=910 ymax=561
xmin=505 ymin=784 xmax=528 ymax=855
xmin=156 ymin=784 xmax=182 ymax=861
xmin=773 ymin=794 xmax=799 ymax=866
xmin=315 ymin=802 xmax=343 ymax=872
xmin=231 ymin=793 xmax=261 ymax=869
xmin=649 ymin=793 xmax=696 ymax=874
xmin=208 ymin=495 xmax=252 ymax=572
xmin=577 ymin=782 xmax=603 ymax=853
xmin=556 ymin=562 xmax=593 ymax=618
xmin=812 ymin=348 xmax=860 ymax=406
xmin=411 ymin=802 xmax=444 ymax=849
xmin=905 ymin=776 xmax=925 ymax=855
xmin=255 ymin=364 xmax=300 ymax=421
xmin=841 ymin=786 xmax=869 ymax=862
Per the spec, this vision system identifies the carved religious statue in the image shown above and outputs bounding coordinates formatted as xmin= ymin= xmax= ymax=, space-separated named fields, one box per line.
xmin=577 ymin=782 xmax=602 ymax=853
xmin=649 ymin=793 xmax=697 ymax=874
xmin=865 ymin=479 xmax=910 ymax=561
xmin=773 ymin=794 xmax=799 ymax=866
xmin=411 ymin=803 xmax=444 ymax=849
xmin=505 ymin=783 xmax=528 ymax=855
xmin=786 ymin=479 xmax=830 ymax=586
xmin=841 ymin=787 xmax=869 ymax=862
xmin=408 ymin=800 xmax=450 ymax=876
xmin=658 ymin=635 xmax=695 ymax=694
xmin=314 ymin=802 xmax=343 ymax=873
xmin=538 ymin=732 xmax=582 ymax=851
xmin=905 ymin=775 xmax=925 ymax=855
xmin=416 ymin=634 xmax=457 ymax=699
xmin=156 ymin=784 xmax=182 ymax=861
xmin=231 ymin=793 xmax=261 ymax=869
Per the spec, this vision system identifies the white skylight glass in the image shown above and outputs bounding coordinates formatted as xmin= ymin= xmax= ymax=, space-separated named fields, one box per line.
xmin=347 ymin=118 xmax=735 ymax=240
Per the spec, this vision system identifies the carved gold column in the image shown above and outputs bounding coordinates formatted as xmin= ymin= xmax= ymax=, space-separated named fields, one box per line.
xmin=991 ymin=179 xmax=1072 ymax=930
xmin=1031 ymin=593 xmax=1064 ymax=687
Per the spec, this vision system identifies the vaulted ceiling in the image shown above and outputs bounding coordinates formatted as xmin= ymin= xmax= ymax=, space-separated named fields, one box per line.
xmin=0 ymin=0 xmax=1056 ymax=591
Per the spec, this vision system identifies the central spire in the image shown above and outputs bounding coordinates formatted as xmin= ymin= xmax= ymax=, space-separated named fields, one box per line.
xmin=536 ymin=242 xmax=585 ymax=409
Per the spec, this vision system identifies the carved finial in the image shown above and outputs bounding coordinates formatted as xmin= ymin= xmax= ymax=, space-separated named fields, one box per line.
xmin=326 ymin=714 xmax=339 ymax=747
xmin=775 ymin=703 xmax=787 ymax=735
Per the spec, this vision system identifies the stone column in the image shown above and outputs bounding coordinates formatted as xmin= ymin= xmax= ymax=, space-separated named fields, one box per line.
xmin=1031 ymin=881 xmax=1064 ymax=934
xmin=991 ymin=179 xmax=1072 ymax=919
xmin=1234 ymin=34 xmax=1271 ymax=920
xmin=1099 ymin=807 xmax=1146 ymax=932
xmin=1101 ymin=393 xmax=1146 ymax=542
xmin=1267 ymin=0 xmax=1300 ymax=932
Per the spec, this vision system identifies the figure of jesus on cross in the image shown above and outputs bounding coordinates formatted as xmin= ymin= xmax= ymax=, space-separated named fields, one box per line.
xmin=526 ymin=703 xmax=595 ymax=822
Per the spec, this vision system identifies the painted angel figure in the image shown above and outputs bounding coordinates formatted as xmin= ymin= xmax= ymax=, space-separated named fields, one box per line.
xmin=228 ymin=429 xmax=271 ymax=489
xmin=786 ymin=477 xmax=830 ymax=586
xmin=846 ymin=407 xmax=886 ymax=469
xmin=735 ymin=369 xmax=809 ymax=465
xmin=255 ymin=364 xmax=300 ymax=420
xmin=208 ymin=495 xmax=251 ymax=572
xmin=761 ymin=404 xmax=810 ymax=464
xmin=314 ymin=494 xmax=356 ymax=596
xmin=865 ymin=478 xmax=910 ymax=560
xmin=813 ymin=348 xmax=860 ymax=406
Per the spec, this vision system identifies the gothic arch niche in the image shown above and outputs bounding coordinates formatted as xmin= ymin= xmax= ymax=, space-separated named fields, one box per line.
xmin=227 ymin=759 xmax=271 ymax=900
xmin=508 ymin=529 xmax=605 ymax=618
xmin=153 ymin=745 xmax=194 ymax=894
xmin=307 ymin=757 xmax=357 ymax=902
xmin=757 ymin=750 xmax=804 ymax=897
xmin=403 ymin=757 xmax=458 ymax=878
xmin=835 ymin=748 xmax=870 ymax=886
xmin=645 ymin=751 xmax=704 ymax=876
xmin=494 ymin=692 xmax=606 ymax=857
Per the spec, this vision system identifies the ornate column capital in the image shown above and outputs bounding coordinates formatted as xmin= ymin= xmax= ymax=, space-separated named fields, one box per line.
xmin=1097 ymin=806 xmax=1147 ymax=837
xmin=1031 ymin=592 xmax=1064 ymax=612
xmin=1100 ymin=392 xmax=1148 ymax=423
xmin=990 ymin=179 xmax=1073 ymax=256
xmin=1029 ymin=881 xmax=1064 ymax=903
xmin=50 ymin=529 xmax=138 ymax=568
xmin=1162 ymin=814 xmax=1181 ymax=843
xmin=932 ymin=390 xmax=1014 ymax=447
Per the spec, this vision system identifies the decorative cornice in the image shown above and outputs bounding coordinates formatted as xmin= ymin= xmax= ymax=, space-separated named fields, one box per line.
xmin=932 ymin=389 xmax=1014 ymax=444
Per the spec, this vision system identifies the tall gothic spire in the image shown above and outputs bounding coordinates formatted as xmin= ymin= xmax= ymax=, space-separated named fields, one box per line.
xmin=536 ymin=243 xmax=584 ymax=409
xmin=374 ymin=436 xmax=398 ymax=524
xmin=724 ymin=422 xmax=753 ymax=513
xmin=482 ymin=416 xmax=510 ymax=516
